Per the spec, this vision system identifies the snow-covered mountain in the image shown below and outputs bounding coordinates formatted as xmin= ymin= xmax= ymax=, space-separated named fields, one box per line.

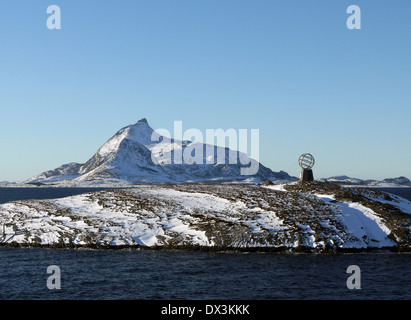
xmin=319 ymin=175 xmax=411 ymax=187
xmin=27 ymin=118 xmax=291 ymax=185
xmin=319 ymin=175 xmax=365 ymax=185
xmin=380 ymin=177 xmax=411 ymax=185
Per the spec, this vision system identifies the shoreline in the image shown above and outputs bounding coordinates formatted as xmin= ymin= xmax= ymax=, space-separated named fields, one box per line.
xmin=1 ymin=241 xmax=410 ymax=254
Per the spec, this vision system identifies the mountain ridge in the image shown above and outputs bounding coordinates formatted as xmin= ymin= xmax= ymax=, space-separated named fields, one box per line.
xmin=319 ymin=175 xmax=411 ymax=187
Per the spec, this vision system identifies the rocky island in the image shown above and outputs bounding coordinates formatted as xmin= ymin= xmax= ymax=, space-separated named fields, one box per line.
xmin=1 ymin=182 xmax=410 ymax=252
xmin=2 ymin=119 xmax=410 ymax=252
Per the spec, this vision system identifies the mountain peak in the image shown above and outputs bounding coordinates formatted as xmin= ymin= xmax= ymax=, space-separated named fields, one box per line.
xmin=135 ymin=118 xmax=148 ymax=125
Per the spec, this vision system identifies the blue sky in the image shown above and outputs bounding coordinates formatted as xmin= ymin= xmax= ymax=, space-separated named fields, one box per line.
xmin=0 ymin=0 xmax=410 ymax=181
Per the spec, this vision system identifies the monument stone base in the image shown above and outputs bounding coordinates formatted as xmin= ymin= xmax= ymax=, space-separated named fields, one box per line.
xmin=300 ymin=169 xmax=314 ymax=182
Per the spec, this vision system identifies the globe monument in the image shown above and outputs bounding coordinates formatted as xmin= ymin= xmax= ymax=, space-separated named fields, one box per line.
xmin=298 ymin=153 xmax=315 ymax=182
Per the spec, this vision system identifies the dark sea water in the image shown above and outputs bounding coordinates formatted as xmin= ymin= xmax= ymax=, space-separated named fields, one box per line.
xmin=0 ymin=248 xmax=411 ymax=300
xmin=0 ymin=187 xmax=410 ymax=300
xmin=376 ymin=187 xmax=411 ymax=201
xmin=0 ymin=187 xmax=110 ymax=205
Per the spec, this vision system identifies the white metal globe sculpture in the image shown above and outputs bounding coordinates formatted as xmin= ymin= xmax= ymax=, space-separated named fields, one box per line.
xmin=298 ymin=153 xmax=315 ymax=182
xmin=298 ymin=153 xmax=315 ymax=170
